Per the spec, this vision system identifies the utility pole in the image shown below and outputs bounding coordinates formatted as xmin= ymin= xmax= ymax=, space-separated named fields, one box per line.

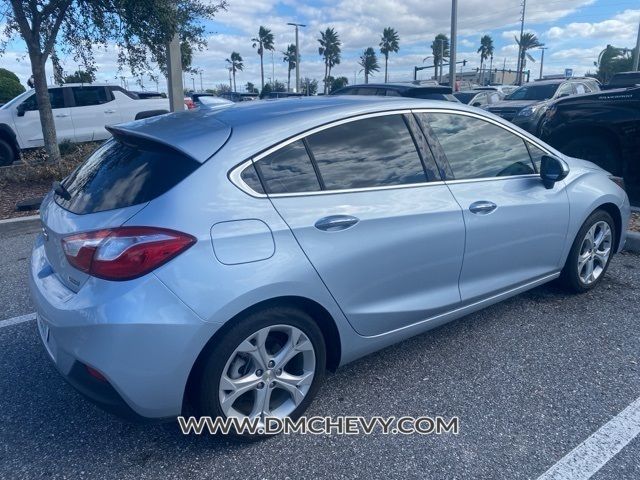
xmin=538 ymin=47 xmax=548 ymax=80
xmin=449 ymin=0 xmax=458 ymax=89
xmin=488 ymin=55 xmax=494 ymax=84
xmin=439 ymin=39 xmax=444 ymax=83
xmin=199 ymin=70 xmax=203 ymax=91
xmin=166 ymin=34 xmax=184 ymax=111
xmin=633 ymin=20 xmax=640 ymax=71
xmin=516 ymin=0 xmax=527 ymax=85
xmin=502 ymin=58 xmax=506 ymax=84
xmin=287 ymin=23 xmax=306 ymax=93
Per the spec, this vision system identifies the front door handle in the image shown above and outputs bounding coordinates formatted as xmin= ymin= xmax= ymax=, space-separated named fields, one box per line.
xmin=55 ymin=113 xmax=69 ymax=118
xmin=314 ymin=215 xmax=359 ymax=232
xmin=469 ymin=201 xmax=497 ymax=215
xmin=104 ymin=109 xmax=116 ymax=114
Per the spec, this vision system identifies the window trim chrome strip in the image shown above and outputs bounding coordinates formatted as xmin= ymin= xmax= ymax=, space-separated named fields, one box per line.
xmin=228 ymin=107 xmax=553 ymax=198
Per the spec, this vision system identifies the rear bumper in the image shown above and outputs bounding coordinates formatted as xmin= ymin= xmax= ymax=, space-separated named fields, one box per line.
xmin=29 ymin=233 xmax=222 ymax=420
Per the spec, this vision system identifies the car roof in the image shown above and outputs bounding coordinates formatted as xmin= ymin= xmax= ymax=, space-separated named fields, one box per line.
xmin=108 ymin=96 xmax=488 ymax=164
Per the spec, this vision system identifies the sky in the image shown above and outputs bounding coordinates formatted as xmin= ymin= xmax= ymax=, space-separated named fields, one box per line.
xmin=1 ymin=0 xmax=639 ymax=92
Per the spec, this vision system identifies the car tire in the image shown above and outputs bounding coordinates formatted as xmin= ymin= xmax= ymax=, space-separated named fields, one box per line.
xmin=0 ymin=139 xmax=16 ymax=166
xmin=558 ymin=209 xmax=616 ymax=293
xmin=196 ymin=305 xmax=326 ymax=439
xmin=559 ymin=136 xmax=621 ymax=176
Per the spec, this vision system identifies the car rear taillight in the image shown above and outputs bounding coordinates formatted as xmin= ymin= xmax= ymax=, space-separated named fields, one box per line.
xmin=61 ymin=227 xmax=196 ymax=281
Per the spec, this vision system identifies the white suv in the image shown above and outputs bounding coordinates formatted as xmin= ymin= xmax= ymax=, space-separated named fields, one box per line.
xmin=0 ymin=84 xmax=170 ymax=165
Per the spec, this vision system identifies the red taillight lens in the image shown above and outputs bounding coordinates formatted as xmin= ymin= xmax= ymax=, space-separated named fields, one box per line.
xmin=62 ymin=227 xmax=196 ymax=281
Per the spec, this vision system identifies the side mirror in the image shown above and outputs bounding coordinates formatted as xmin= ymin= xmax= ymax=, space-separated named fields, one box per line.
xmin=472 ymin=102 xmax=481 ymax=107
xmin=540 ymin=155 xmax=569 ymax=189
xmin=16 ymin=104 xmax=26 ymax=117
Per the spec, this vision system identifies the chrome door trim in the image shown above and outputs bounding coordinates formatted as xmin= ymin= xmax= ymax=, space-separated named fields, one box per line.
xmin=228 ymin=107 xmax=553 ymax=198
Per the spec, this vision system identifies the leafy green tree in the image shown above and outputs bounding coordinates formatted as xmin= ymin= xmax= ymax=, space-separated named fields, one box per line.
xmin=0 ymin=0 xmax=226 ymax=164
xmin=515 ymin=33 xmax=543 ymax=84
xmin=282 ymin=44 xmax=297 ymax=92
xmin=252 ymin=26 xmax=275 ymax=92
xmin=0 ymin=68 xmax=20 ymax=84
xmin=0 ymin=77 xmax=26 ymax=103
xmin=595 ymin=45 xmax=637 ymax=83
xmin=64 ymin=69 xmax=95 ymax=83
xmin=300 ymin=77 xmax=318 ymax=95
xmin=477 ymin=35 xmax=494 ymax=85
xmin=431 ymin=34 xmax=450 ymax=81
xmin=318 ymin=27 xmax=341 ymax=94
xmin=379 ymin=27 xmax=399 ymax=83
xmin=328 ymin=76 xmax=348 ymax=92
xmin=358 ymin=47 xmax=380 ymax=84
xmin=245 ymin=81 xmax=258 ymax=94
xmin=225 ymin=52 xmax=243 ymax=92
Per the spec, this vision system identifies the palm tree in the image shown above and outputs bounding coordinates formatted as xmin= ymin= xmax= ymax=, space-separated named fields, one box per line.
xmin=515 ymin=32 xmax=544 ymax=84
xmin=225 ymin=52 xmax=243 ymax=93
xmin=252 ymin=26 xmax=275 ymax=91
xmin=431 ymin=34 xmax=450 ymax=81
xmin=358 ymin=47 xmax=380 ymax=84
xmin=318 ymin=27 xmax=342 ymax=94
xmin=282 ymin=44 xmax=297 ymax=92
xmin=379 ymin=27 xmax=400 ymax=83
xmin=477 ymin=35 xmax=494 ymax=85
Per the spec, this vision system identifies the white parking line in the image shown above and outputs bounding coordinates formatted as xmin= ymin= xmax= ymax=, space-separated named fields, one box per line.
xmin=0 ymin=313 xmax=36 ymax=329
xmin=537 ymin=396 xmax=640 ymax=480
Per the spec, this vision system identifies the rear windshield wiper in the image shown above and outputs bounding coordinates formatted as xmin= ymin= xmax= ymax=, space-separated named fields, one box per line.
xmin=52 ymin=181 xmax=71 ymax=200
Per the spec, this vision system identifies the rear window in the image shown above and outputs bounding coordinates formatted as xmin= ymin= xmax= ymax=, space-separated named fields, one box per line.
xmin=56 ymin=139 xmax=199 ymax=214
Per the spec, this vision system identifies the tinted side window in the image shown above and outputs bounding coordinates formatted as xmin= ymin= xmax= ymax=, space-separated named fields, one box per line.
xmin=240 ymin=163 xmax=265 ymax=194
xmin=424 ymin=113 xmax=535 ymax=179
xmin=255 ymin=140 xmax=320 ymax=194
xmin=22 ymin=89 xmax=66 ymax=111
xmin=306 ymin=115 xmax=427 ymax=190
xmin=73 ymin=87 xmax=110 ymax=107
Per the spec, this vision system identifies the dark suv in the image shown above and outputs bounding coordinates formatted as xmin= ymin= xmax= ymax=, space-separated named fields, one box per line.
xmin=331 ymin=83 xmax=458 ymax=102
xmin=538 ymin=86 xmax=640 ymax=203
xmin=485 ymin=78 xmax=600 ymax=132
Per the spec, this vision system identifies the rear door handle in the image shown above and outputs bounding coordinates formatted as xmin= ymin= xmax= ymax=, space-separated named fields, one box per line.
xmin=55 ymin=114 xmax=69 ymax=118
xmin=469 ymin=201 xmax=497 ymax=215
xmin=104 ymin=109 xmax=116 ymax=114
xmin=314 ymin=215 xmax=359 ymax=232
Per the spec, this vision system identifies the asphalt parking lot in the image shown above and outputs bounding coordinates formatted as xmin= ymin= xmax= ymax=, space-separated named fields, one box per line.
xmin=1 ymin=227 xmax=639 ymax=480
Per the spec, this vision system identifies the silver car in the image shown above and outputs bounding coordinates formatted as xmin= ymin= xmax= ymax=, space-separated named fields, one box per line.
xmin=29 ymin=96 xmax=630 ymax=432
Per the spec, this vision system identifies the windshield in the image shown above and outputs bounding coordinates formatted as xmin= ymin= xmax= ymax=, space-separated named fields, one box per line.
xmin=0 ymin=90 xmax=33 ymax=110
xmin=506 ymin=84 xmax=559 ymax=101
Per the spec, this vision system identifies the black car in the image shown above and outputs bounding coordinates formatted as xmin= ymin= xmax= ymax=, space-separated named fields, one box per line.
xmin=485 ymin=78 xmax=600 ymax=132
xmin=331 ymin=83 xmax=459 ymax=102
xmin=538 ymin=86 xmax=640 ymax=203
xmin=604 ymin=71 xmax=640 ymax=89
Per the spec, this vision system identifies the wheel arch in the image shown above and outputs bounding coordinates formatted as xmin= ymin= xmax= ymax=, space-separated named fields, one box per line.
xmin=595 ymin=202 xmax=623 ymax=253
xmin=182 ymin=295 xmax=342 ymax=412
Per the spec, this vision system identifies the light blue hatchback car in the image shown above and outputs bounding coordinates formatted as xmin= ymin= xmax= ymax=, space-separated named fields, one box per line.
xmin=29 ymin=96 xmax=630 ymax=430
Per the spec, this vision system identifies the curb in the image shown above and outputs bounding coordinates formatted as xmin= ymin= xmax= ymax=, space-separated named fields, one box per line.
xmin=0 ymin=215 xmax=41 ymax=237
xmin=624 ymin=231 xmax=640 ymax=254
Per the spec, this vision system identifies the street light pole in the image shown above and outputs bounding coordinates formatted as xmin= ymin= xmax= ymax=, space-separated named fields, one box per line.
xmin=538 ymin=47 xmax=548 ymax=80
xmin=449 ymin=0 xmax=458 ymax=89
xmin=287 ymin=22 xmax=306 ymax=93
xmin=633 ymin=20 xmax=640 ymax=71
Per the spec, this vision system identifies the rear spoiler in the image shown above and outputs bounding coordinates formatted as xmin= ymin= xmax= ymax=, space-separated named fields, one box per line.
xmin=106 ymin=109 xmax=232 ymax=163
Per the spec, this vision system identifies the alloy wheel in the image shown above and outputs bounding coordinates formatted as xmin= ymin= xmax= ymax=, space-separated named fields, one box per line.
xmin=218 ymin=324 xmax=316 ymax=422
xmin=577 ymin=220 xmax=612 ymax=285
